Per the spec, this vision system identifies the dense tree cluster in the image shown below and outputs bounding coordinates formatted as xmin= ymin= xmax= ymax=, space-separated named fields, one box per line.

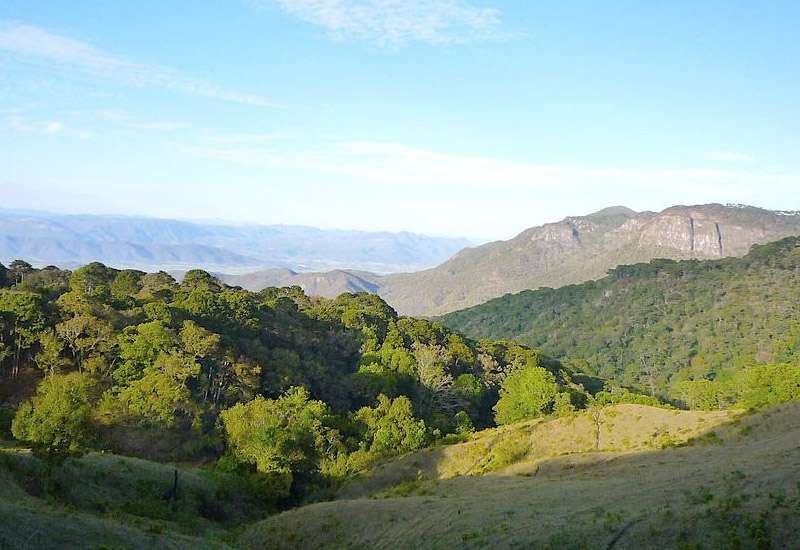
xmin=0 ymin=260 xmax=593 ymax=505
xmin=441 ymin=237 xmax=800 ymax=406
xmin=9 ymin=237 xmax=798 ymax=507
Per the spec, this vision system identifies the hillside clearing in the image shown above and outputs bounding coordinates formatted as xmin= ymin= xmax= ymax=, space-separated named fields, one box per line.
xmin=339 ymin=404 xmax=737 ymax=498
xmin=242 ymin=404 xmax=800 ymax=549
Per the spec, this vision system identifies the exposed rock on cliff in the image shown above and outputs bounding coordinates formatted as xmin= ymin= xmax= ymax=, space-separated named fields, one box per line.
xmin=378 ymin=204 xmax=800 ymax=316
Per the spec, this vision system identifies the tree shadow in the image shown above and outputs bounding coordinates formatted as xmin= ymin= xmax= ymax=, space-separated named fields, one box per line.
xmin=317 ymin=403 xmax=800 ymax=549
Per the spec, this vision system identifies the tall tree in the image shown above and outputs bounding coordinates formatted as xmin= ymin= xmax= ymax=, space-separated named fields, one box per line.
xmin=220 ymin=387 xmax=339 ymax=498
xmin=7 ymin=260 xmax=33 ymax=286
xmin=11 ymin=372 xmax=95 ymax=463
xmin=33 ymin=328 xmax=70 ymax=378
xmin=493 ymin=365 xmax=559 ymax=425
xmin=0 ymin=291 xmax=45 ymax=377
xmin=354 ymin=394 xmax=430 ymax=456
xmin=69 ymin=262 xmax=117 ymax=303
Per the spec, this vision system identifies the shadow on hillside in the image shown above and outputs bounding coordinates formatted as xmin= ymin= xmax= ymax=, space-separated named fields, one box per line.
xmin=248 ymin=403 xmax=800 ymax=550
xmin=339 ymin=404 xmax=773 ymax=500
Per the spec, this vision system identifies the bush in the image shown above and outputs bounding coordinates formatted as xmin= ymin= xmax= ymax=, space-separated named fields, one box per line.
xmin=493 ymin=366 xmax=558 ymax=425
xmin=11 ymin=373 xmax=95 ymax=463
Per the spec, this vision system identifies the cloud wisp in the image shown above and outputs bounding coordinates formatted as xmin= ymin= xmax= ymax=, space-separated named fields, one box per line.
xmin=247 ymin=0 xmax=507 ymax=46
xmin=175 ymin=137 xmax=800 ymax=199
xmin=8 ymin=116 xmax=65 ymax=135
xmin=704 ymin=151 xmax=757 ymax=163
xmin=0 ymin=20 xmax=282 ymax=107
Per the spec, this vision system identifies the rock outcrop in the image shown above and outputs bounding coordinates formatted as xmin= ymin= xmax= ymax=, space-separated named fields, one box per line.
xmin=377 ymin=204 xmax=800 ymax=316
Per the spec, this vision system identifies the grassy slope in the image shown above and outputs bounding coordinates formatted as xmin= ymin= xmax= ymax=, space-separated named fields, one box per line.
xmin=0 ymin=503 xmax=231 ymax=550
xmin=0 ymin=445 xmax=265 ymax=549
xmin=241 ymin=404 xmax=800 ymax=549
xmin=3 ymin=404 xmax=798 ymax=549
xmin=338 ymin=404 xmax=736 ymax=499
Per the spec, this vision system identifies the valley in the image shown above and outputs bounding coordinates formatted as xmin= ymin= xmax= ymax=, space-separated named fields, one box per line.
xmin=0 ymin=209 xmax=470 ymax=275
xmin=5 ymin=1 xmax=800 ymax=547
xmin=1 ymin=205 xmax=800 ymax=549
xmin=222 ymin=204 xmax=800 ymax=317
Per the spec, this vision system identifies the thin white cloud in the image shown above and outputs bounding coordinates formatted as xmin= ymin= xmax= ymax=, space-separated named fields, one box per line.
xmin=127 ymin=121 xmax=188 ymax=131
xmin=44 ymin=121 xmax=61 ymax=134
xmin=248 ymin=0 xmax=507 ymax=45
xmin=175 ymin=137 xmax=800 ymax=197
xmin=704 ymin=151 xmax=757 ymax=163
xmin=0 ymin=20 xmax=282 ymax=107
xmin=161 ymin=137 xmax=800 ymax=239
xmin=8 ymin=117 xmax=32 ymax=132
xmin=8 ymin=116 xmax=65 ymax=135
xmin=199 ymin=132 xmax=289 ymax=145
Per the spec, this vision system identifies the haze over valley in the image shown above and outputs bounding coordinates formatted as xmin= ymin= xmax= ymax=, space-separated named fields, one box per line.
xmin=222 ymin=203 xmax=800 ymax=317
xmin=0 ymin=208 xmax=472 ymax=274
xmin=10 ymin=203 xmax=800 ymax=320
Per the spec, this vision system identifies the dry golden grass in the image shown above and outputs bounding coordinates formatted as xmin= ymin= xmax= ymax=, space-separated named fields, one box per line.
xmin=241 ymin=404 xmax=800 ymax=549
xmin=339 ymin=404 xmax=736 ymax=499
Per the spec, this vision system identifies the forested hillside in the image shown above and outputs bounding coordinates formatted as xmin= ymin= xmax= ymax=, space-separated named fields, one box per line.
xmin=440 ymin=236 xmax=800 ymax=407
xmin=0 ymin=258 xmax=630 ymax=512
xmin=3 ymin=251 xmax=800 ymax=548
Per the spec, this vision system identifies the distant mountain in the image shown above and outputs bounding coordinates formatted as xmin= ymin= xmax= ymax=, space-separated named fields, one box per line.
xmin=10 ymin=205 xmax=800 ymax=315
xmin=0 ymin=209 xmax=471 ymax=274
xmin=0 ymin=235 xmax=256 ymax=269
xmin=377 ymin=204 xmax=800 ymax=316
xmin=220 ymin=268 xmax=382 ymax=298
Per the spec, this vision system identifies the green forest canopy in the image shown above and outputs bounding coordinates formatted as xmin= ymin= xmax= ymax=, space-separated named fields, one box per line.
xmin=3 ymin=239 xmax=800 ymax=507
xmin=0 ymin=260 xmax=599 ymax=506
xmin=439 ymin=236 xmax=800 ymax=407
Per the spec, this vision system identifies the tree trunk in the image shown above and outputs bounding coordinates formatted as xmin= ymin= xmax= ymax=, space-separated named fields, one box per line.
xmin=13 ymin=338 xmax=21 ymax=378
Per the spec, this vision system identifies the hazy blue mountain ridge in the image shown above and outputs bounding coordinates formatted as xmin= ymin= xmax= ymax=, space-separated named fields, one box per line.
xmin=6 ymin=204 xmax=800 ymax=313
xmin=0 ymin=209 xmax=471 ymax=274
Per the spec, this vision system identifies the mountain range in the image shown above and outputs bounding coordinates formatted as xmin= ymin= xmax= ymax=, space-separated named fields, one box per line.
xmin=5 ymin=204 xmax=800 ymax=318
xmin=4 ymin=205 xmax=800 ymax=549
xmin=224 ymin=204 xmax=800 ymax=316
xmin=0 ymin=209 xmax=471 ymax=274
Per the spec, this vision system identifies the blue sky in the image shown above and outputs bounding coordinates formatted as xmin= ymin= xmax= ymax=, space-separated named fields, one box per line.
xmin=1 ymin=1 xmax=799 ymax=240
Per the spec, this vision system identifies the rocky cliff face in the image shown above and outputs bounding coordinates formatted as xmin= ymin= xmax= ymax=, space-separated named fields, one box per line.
xmin=377 ymin=204 xmax=800 ymax=317
xmin=638 ymin=210 xmax=722 ymax=256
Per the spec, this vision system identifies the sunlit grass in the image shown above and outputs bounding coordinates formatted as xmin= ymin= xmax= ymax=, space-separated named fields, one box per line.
xmin=242 ymin=403 xmax=800 ymax=549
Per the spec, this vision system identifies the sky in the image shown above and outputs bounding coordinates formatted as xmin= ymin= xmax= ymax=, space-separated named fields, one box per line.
xmin=1 ymin=1 xmax=799 ymax=241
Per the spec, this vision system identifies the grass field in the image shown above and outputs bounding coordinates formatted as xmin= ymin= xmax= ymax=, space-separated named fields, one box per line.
xmin=241 ymin=404 xmax=800 ymax=549
xmin=0 ymin=442 xmax=264 ymax=549
xmin=338 ymin=404 xmax=737 ymax=499
xmin=2 ymin=403 xmax=799 ymax=549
